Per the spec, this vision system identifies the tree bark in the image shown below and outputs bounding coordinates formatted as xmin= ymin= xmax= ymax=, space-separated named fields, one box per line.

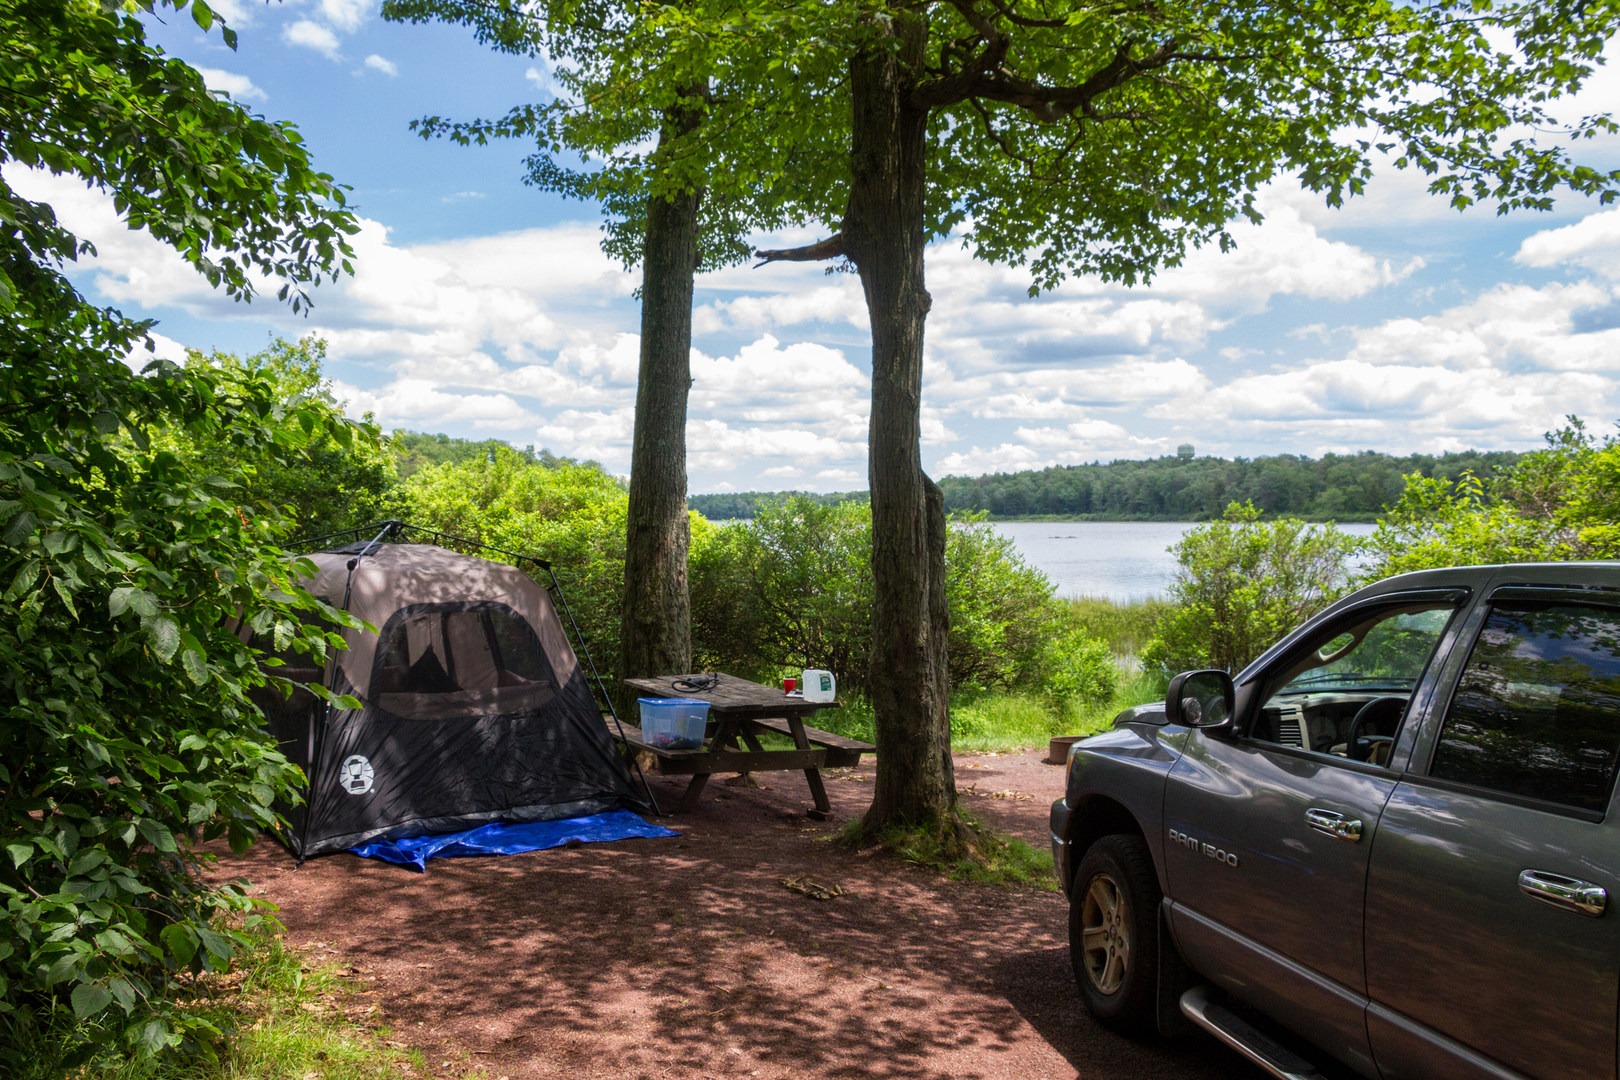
xmin=844 ymin=13 xmax=956 ymax=834
xmin=619 ymin=105 xmax=702 ymax=694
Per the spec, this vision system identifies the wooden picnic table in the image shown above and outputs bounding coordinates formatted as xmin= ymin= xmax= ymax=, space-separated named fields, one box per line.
xmin=620 ymin=672 xmax=873 ymax=816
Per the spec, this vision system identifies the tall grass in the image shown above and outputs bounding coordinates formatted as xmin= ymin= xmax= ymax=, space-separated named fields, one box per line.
xmin=1066 ymin=594 xmax=1174 ymax=661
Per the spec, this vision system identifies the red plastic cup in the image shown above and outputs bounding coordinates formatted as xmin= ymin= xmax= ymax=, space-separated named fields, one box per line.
xmin=783 ymin=677 xmax=797 ymax=694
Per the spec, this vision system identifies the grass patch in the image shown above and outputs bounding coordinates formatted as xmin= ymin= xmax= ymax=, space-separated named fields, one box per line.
xmin=46 ymin=931 xmax=430 ymax=1080
xmin=1067 ymin=594 xmax=1174 ymax=659
xmin=799 ymin=669 xmax=1167 ymax=755
xmin=843 ymin=811 xmax=1057 ymax=889
xmin=950 ymin=691 xmax=1067 ymax=752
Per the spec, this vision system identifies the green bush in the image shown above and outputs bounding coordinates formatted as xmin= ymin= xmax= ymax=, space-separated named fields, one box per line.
xmin=167 ymin=340 xmax=399 ymax=538
xmin=691 ymin=501 xmax=1081 ymax=699
xmin=690 ymin=497 xmax=873 ymax=687
xmin=944 ymin=516 xmax=1065 ymax=692
xmin=1 ymin=359 xmax=360 ymax=1067
xmin=399 ymin=448 xmax=631 ymax=678
xmin=1142 ymin=502 xmax=1356 ymax=675
xmin=1356 ymin=471 xmax=1567 ymax=581
xmin=1036 ymin=624 xmax=1118 ymax=710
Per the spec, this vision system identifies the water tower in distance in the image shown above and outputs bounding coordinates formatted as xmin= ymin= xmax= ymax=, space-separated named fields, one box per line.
xmin=1177 ymin=444 xmax=1195 ymax=460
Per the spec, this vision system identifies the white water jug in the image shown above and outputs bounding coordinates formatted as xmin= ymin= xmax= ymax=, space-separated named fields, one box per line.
xmin=801 ymin=669 xmax=837 ymax=703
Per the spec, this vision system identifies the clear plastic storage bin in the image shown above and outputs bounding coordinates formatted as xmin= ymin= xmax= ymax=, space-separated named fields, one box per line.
xmin=636 ymin=697 xmax=711 ymax=750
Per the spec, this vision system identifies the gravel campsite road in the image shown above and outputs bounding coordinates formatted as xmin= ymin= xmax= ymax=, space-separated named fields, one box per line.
xmin=225 ymin=750 xmax=1264 ymax=1079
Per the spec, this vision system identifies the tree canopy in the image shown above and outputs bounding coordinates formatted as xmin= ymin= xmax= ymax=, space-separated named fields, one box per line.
xmin=392 ymin=0 xmax=1620 ymax=840
xmin=738 ymin=0 xmax=1620 ymax=837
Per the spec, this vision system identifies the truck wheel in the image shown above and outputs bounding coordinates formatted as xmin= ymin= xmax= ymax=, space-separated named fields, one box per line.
xmin=1070 ymin=833 xmax=1161 ymax=1033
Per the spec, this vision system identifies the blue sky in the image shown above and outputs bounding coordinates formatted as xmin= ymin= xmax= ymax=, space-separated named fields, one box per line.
xmin=20 ymin=0 xmax=1620 ymax=492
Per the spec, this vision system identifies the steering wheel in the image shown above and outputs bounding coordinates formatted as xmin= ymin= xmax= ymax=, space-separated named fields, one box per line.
xmin=1346 ymin=696 xmax=1405 ymax=764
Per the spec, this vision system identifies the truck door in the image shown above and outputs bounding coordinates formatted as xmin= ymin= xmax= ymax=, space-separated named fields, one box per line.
xmin=1365 ymin=592 xmax=1620 ymax=1080
xmin=1164 ymin=597 xmax=1461 ymax=1079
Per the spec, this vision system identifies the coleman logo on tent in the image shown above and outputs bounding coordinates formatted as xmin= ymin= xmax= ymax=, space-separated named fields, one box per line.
xmin=339 ymin=755 xmax=375 ymax=795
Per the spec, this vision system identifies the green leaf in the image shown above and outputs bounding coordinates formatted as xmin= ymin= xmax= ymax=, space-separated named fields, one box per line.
xmin=195 ymin=926 xmax=234 ymax=970
xmin=5 ymin=559 xmax=41 ymax=601
xmin=180 ymin=647 xmax=209 ymax=685
xmin=136 ymin=819 xmax=177 ymax=854
xmin=51 ymin=577 xmax=79 ymax=619
xmin=44 ymin=952 xmax=82 ymax=987
xmin=137 ymin=1018 xmax=173 ymax=1053
xmin=161 ymin=923 xmax=198 ymax=966
xmin=1 ymin=510 xmax=37 ymax=546
xmin=147 ymin=617 xmax=181 ymax=662
xmin=5 ymin=843 xmax=30 ymax=869
xmin=108 ymin=976 xmax=137 ymax=1013
xmin=71 ymin=981 xmax=113 ymax=1019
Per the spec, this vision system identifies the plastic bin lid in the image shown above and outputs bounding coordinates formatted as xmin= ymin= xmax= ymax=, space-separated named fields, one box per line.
xmin=636 ymin=697 xmax=711 ymax=707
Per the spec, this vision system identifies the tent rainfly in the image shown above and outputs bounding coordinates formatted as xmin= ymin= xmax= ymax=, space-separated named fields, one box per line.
xmin=255 ymin=532 xmax=650 ymax=859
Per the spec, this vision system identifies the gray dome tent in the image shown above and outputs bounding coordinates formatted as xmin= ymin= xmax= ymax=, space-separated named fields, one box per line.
xmin=256 ymin=526 xmax=650 ymax=859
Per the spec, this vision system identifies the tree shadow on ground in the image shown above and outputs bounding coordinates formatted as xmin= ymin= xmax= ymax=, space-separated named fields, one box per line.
xmin=226 ymin=763 xmax=1252 ymax=1079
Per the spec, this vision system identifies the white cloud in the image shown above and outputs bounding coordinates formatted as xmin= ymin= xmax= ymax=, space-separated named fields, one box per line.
xmin=363 ymin=54 xmax=398 ymax=78
xmin=1199 ymin=359 xmax=1607 ymax=446
xmin=333 ymin=377 xmax=535 ymax=430
xmin=1517 ymin=207 xmax=1620 ymax=281
xmin=1342 ymin=280 xmax=1619 ymax=374
xmin=524 ymin=62 xmax=570 ymax=100
xmin=1161 ymin=200 xmax=1421 ymax=313
xmin=195 ymin=67 xmax=266 ymax=102
xmin=320 ymin=0 xmax=373 ymax=33
xmin=207 ymin=0 xmax=255 ymax=24
xmin=283 ymin=20 xmax=341 ymax=58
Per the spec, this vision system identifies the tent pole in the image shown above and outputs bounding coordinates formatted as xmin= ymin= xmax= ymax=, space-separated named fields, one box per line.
xmin=545 ymin=564 xmax=662 ymax=817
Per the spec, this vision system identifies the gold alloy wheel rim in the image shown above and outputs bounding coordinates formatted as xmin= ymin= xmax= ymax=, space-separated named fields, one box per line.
xmin=1080 ymin=873 xmax=1129 ymax=995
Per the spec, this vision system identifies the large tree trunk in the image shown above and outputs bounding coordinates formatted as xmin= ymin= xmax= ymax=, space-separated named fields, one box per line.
xmin=845 ymin=13 xmax=955 ymax=834
xmin=619 ymin=109 xmax=702 ymax=693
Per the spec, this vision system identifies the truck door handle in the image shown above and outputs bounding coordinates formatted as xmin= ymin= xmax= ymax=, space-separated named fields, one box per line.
xmin=1305 ymin=807 xmax=1363 ymax=842
xmin=1518 ymin=870 xmax=1608 ymax=918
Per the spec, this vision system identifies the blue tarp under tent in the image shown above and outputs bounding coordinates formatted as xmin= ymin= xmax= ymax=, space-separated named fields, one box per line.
xmin=351 ymin=809 xmax=678 ymax=871
xmin=251 ymin=521 xmax=659 ymax=861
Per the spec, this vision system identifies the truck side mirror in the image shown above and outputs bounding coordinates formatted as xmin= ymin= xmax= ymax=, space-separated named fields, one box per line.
xmin=1165 ymin=669 xmax=1235 ymax=731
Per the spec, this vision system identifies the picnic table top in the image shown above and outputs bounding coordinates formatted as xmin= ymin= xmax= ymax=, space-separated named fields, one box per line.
xmin=623 ymin=671 xmax=839 ymax=720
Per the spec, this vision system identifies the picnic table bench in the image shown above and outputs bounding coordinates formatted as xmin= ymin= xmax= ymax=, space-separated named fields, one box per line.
xmin=618 ymin=672 xmax=874 ymax=815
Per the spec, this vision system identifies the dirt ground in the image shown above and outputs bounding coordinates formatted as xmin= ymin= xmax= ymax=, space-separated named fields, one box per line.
xmin=222 ymin=751 xmax=1260 ymax=1079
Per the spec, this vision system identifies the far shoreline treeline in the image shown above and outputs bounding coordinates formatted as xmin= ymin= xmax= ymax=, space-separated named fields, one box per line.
xmin=687 ymin=449 xmax=1522 ymax=522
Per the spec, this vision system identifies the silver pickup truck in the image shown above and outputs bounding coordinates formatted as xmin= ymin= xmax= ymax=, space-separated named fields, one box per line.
xmin=1050 ymin=563 xmax=1620 ymax=1080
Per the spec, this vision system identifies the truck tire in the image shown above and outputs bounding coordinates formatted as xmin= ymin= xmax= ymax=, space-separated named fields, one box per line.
xmin=1070 ymin=833 xmax=1161 ymax=1033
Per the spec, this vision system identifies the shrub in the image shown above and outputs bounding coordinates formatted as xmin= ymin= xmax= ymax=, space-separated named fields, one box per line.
xmin=399 ymin=448 xmax=631 ymax=678
xmin=1356 ymin=471 xmax=1567 ymax=581
xmin=692 ymin=502 xmax=1075 ymax=698
xmin=1 ymin=359 xmax=359 ymax=1067
xmin=690 ymin=497 xmax=873 ymax=688
xmin=944 ymin=516 xmax=1065 ymax=691
xmin=1142 ymin=502 xmax=1356 ymax=675
xmin=1036 ymin=623 xmax=1119 ymax=710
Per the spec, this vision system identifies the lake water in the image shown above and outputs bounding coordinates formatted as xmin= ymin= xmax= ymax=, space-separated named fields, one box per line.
xmin=988 ymin=521 xmax=1378 ymax=603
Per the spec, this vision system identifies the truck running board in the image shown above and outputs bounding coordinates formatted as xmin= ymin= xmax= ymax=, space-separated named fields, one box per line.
xmin=1179 ymin=985 xmax=1326 ymax=1080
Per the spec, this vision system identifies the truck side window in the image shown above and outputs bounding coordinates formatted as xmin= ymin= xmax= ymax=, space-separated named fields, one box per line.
xmin=1430 ymin=603 xmax=1620 ymax=814
xmin=1252 ymin=604 xmax=1453 ymax=760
